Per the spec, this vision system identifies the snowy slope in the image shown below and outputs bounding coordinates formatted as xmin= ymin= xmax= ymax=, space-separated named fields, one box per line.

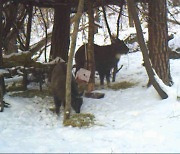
xmin=0 ymin=4 xmax=180 ymax=153
xmin=0 ymin=51 xmax=180 ymax=153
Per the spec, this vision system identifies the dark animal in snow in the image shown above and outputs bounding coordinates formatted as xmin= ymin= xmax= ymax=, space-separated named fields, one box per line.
xmin=75 ymin=39 xmax=129 ymax=85
xmin=51 ymin=62 xmax=83 ymax=115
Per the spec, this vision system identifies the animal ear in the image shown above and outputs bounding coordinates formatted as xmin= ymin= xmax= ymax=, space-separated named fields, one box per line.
xmin=111 ymin=37 xmax=116 ymax=43
xmin=111 ymin=35 xmax=117 ymax=43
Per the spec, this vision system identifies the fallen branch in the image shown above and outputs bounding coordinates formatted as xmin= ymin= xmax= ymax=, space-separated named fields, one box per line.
xmin=29 ymin=32 xmax=52 ymax=54
xmin=127 ymin=0 xmax=168 ymax=99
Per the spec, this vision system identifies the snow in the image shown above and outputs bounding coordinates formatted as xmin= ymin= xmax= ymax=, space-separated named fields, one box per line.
xmin=168 ymin=5 xmax=180 ymax=50
xmin=0 ymin=69 xmax=8 ymax=75
xmin=0 ymin=51 xmax=179 ymax=153
xmin=0 ymin=4 xmax=180 ymax=153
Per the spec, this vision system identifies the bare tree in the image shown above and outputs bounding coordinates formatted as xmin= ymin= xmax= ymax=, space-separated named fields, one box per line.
xmin=39 ymin=8 xmax=48 ymax=62
xmin=87 ymin=0 xmax=95 ymax=92
xmin=64 ymin=0 xmax=84 ymax=121
xmin=127 ymin=0 xmax=168 ymax=99
xmin=148 ymin=0 xmax=172 ymax=86
xmin=127 ymin=1 xmax=134 ymax=27
xmin=25 ymin=6 xmax=33 ymax=51
xmin=50 ymin=3 xmax=70 ymax=62
xmin=0 ymin=1 xmax=3 ymax=67
xmin=3 ymin=3 xmax=27 ymax=53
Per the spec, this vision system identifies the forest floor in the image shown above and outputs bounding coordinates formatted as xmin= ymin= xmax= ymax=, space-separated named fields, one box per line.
xmin=0 ymin=51 xmax=180 ymax=152
xmin=0 ymin=4 xmax=180 ymax=153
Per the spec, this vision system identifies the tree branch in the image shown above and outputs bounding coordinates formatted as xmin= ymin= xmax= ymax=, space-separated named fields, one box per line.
xmin=64 ymin=0 xmax=84 ymax=121
xmin=127 ymin=0 xmax=168 ymax=99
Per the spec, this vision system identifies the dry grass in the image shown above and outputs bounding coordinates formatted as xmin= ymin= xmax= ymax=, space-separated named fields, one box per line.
xmin=78 ymin=80 xmax=137 ymax=91
xmin=109 ymin=81 xmax=137 ymax=90
xmin=64 ymin=113 xmax=95 ymax=128
xmin=9 ymin=89 xmax=51 ymax=98
xmin=178 ymin=96 xmax=180 ymax=101
xmin=6 ymin=81 xmax=25 ymax=92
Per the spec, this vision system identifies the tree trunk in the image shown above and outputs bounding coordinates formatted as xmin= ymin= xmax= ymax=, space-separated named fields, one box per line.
xmin=7 ymin=33 xmax=18 ymax=53
xmin=127 ymin=2 xmax=134 ymax=27
xmin=102 ymin=5 xmax=112 ymax=40
xmin=0 ymin=1 xmax=3 ymax=68
xmin=50 ymin=4 xmax=70 ymax=62
xmin=3 ymin=3 xmax=18 ymax=54
xmin=127 ymin=0 xmax=168 ymax=99
xmin=94 ymin=9 xmax=100 ymax=34
xmin=148 ymin=0 xmax=172 ymax=86
xmin=0 ymin=75 xmax=5 ymax=95
xmin=64 ymin=0 xmax=84 ymax=122
xmin=87 ymin=0 xmax=95 ymax=92
xmin=0 ymin=81 xmax=4 ymax=112
xmin=25 ymin=6 xmax=33 ymax=51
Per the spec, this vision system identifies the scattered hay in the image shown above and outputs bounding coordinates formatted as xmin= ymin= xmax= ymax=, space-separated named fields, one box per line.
xmin=77 ymin=80 xmax=103 ymax=93
xmin=178 ymin=96 xmax=180 ymax=101
xmin=6 ymin=84 xmax=26 ymax=92
xmin=64 ymin=113 xmax=95 ymax=128
xmin=109 ymin=81 xmax=137 ymax=90
xmin=9 ymin=89 xmax=51 ymax=98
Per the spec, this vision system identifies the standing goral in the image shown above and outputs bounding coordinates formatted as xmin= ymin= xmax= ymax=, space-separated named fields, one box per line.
xmin=75 ymin=39 xmax=129 ymax=85
xmin=51 ymin=62 xmax=83 ymax=115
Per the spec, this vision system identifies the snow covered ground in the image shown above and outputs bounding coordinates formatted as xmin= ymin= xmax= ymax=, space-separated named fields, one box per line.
xmin=0 ymin=4 xmax=180 ymax=153
xmin=0 ymin=51 xmax=180 ymax=153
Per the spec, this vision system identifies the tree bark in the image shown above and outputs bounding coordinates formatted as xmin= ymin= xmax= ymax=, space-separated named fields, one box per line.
xmin=50 ymin=3 xmax=70 ymax=62
xmin=3 ymin=3 xmax=18 ymax=54
xmin=102 ymin=5 xmax=112 ymax=40
xmin=39 ymin=8 xmax=48 ymax=62
xmin=0 ymin=81 xmax=4 ymax=112
xmin=0 ymin=74 xmax=5 ymax=95
xmin=64 ymin=0 xmax=84 ymax=122
xmin=0 ymin=1 xmax=3 ymax=68
xmin=25 ymin=6 xmax=33 ymax=51
xmin=117 ymin=4 xmax=123 ymax=38
xmin=148 ymin=0 xmax=172 ymax=86
xmin=94 ymin=9 xmax=100 ymax=34
xmin=87 ymin=0 xmax=95 ymax=92
xmin=127 ymin=2 xmax=134 ymax=27
xmin=127 ymin=0 xmax=168 ymax=99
